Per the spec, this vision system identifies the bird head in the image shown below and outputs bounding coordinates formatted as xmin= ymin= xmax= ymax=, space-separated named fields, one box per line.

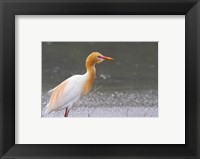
xmin=86 ymin=52 xmax=113 ymax=66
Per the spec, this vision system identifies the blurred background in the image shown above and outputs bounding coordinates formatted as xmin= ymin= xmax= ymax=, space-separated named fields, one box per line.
xmin=42 ymin=42 xmax=158 ymax=117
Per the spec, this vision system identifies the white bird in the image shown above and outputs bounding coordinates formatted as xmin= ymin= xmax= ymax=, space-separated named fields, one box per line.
xmin=42 ymin=52 xmax=113 ymax=117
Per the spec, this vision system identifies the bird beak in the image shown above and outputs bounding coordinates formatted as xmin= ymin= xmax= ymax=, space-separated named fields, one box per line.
xmin=99 ymin=55 xmax=114 ymax=60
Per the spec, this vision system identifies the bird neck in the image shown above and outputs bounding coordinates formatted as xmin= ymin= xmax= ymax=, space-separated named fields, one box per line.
xmin=86 ymin=61 xmax=96 ymax=71
xmin=86 ymin=62 xmax=96 ymax=82
xmin=83 ymin=62 xmax=96 ymax=94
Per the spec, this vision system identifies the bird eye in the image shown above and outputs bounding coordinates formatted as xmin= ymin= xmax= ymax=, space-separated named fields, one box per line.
xmin=98 ymin=56 xmax=101 ymax=58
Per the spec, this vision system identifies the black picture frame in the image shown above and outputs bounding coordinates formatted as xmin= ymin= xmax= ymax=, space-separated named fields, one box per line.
xmin=0 ymin=0 xmax=200 ymax=158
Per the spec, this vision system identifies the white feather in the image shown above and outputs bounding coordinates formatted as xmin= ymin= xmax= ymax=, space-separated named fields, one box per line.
xmin=42 ymin=73 xmax=89 ymax=116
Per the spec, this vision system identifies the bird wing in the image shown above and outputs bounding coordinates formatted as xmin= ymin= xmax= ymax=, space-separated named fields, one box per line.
xmin=47 ymin=74 xmax=87 ymax=113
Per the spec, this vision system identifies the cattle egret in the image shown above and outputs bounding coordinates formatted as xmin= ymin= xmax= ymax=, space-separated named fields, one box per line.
xmin=42 ymin=52 xmax=113 ymax=117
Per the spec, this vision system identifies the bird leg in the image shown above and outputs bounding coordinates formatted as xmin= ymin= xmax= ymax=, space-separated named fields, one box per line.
xmin=64 ymin=108 xmax=69 ymax=117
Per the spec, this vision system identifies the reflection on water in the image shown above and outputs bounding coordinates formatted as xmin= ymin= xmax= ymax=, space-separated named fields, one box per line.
xmin=42 ymin=42 xmax=158 ymax=117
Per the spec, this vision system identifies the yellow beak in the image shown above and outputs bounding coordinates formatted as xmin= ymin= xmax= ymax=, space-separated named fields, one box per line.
xmin=101 ymin=55 xmax=114 ymax=60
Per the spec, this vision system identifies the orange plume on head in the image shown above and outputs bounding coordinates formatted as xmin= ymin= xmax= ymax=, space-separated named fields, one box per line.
xmin=86 ymin=52 xmax=102 ymax=67
xmin=86 ymin=52 xmax=113 ymax=67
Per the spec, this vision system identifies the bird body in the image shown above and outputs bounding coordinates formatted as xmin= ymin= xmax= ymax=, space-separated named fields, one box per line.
xmin=42 ymin=52 xmax=113 ymax=117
